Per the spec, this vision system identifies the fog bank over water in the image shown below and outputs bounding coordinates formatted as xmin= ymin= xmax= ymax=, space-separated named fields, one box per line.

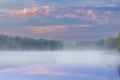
xmin=0 ymin=51 xmax=119 ymax=69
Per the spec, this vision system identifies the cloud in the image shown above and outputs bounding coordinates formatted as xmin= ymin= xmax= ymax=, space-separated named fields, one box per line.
xmin=7 ymin=6 xmax=119 ymax=23
xmin=9 ymin=7 xmax=40 ymax=18
xmin=41 ymin=6 xmax=56 ymax=16
xmin=0 ymin=26 xmax=118 ymax=40
xmin=0 ymin=27 xmax=20 ymax=35
xmin=0 ymin=24 xmax=92 ymax=37
xmin=8 ymin=6 xmax=80 ymax=19
xmin=0 ymin=27 xmax=32 ymax=37
xmin=24 ymin=26 xmax=67 ymax=34
xmin=9 ymin=6 xmax=56 ymax=18
xmin=64 ymin=13 xmax=79 ymax=18
xmin=74 ymin=24 xmax=92 ymax=28
xmin=87 ymin=9 xmax=97 ymax=19
xmin=23 ymin=24 xmax=93 ymax=36
xmin=104 ymin=4 xmax=117 ymax=7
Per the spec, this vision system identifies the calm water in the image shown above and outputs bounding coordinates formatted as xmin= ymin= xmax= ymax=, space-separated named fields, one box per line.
xmin=0 ymin=51 xmax=120 ymax=80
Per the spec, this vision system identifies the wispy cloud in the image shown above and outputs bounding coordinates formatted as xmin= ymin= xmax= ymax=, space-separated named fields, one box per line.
xmin=7 ymin=6 xmax=120 ymax=24
xmin=9 ymin=7 xmax=40 ymax=17
xmin=0 ymin=27 xmax=32 ymax=37
xmin=64 ymin=13 xmax=79 ymax=18
xmin=0 ymin=25 xmax=119 ymax=40
xmin=9 ymin=6 xmax=56 ymax=18
xmin=0 ymin=27 xmax=20 ymax=35
xmin=24 ymin=26 xmax=67 ymax=34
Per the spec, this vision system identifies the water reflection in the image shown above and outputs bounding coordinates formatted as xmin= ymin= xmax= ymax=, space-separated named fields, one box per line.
xmin=0 ymin=65 xmax=119 ymax=80
xmin=0 ymin=51 xmax=119 ymax=80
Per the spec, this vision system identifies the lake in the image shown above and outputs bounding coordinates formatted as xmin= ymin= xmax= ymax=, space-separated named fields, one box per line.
xmin=0 ymin=51 xmax=120 ymax=80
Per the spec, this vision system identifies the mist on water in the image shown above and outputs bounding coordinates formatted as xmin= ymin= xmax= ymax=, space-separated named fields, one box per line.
xmin=0 ymin=51 xmax=119 ymax=69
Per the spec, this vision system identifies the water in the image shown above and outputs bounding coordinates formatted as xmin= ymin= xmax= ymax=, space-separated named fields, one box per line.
xmin=0 ymin=51 xmax=120 ymax=80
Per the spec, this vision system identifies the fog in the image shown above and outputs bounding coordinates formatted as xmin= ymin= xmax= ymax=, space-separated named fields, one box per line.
xmin=0 ymin=51 xmax=120 ymax=69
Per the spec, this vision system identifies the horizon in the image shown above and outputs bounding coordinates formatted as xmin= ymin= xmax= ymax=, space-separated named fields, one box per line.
xmin=0 ymin=34 xmax=118 ymax=42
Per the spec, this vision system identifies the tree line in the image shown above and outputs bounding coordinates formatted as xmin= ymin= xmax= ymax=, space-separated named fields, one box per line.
xmin=63 ymin=32 xmax=120 ymax=51
xmin=0 ymin=35 xmax=63 ymax=50
xmin=0 ymin=33 xmax=120 ymax=51
xmin=98 ymin=32 xmax=120 ymax=51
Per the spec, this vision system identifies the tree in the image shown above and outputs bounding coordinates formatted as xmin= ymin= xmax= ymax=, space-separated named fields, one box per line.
xmin=104 ymin=37 xmax=117 ymax=49
xmin=116 ymin=32 xmax=120 ymax=51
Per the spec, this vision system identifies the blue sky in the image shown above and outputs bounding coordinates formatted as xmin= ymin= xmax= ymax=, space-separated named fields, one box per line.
xmin=0 ymin=0 xmax=120 ymax=40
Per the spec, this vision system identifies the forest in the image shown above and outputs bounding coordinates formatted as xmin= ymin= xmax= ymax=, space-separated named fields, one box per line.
xmin=0 ymin=35 xmax=63 ymax=50
xmin=0 ymin=33 xmax=120 ymax=51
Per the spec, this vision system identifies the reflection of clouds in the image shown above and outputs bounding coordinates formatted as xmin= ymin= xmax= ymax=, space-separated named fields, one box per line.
xmin=25 ymin=67 xmax=89 ymax=77
xmin=0 ymin=51 xmax=120 ymax=69
xmin=25 ymin=67 xmax=67 ymax=76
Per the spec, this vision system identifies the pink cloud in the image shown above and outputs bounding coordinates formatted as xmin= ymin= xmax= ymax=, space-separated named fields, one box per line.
xmin=24 ymin=26 xmax=67 ymax=34
xmin=9 ymin=7 xmax=39 ymax=17
xmin=87 ymin=9 xmax=97 ymax=19
xmin=9 ymin=6 xmax=56 ymax=18
xmin=23 ymin=24 xmax=92 ymax=35
xmin=0 ymin=27 xmax=118 ymax=38
xmin=0 ymin=26 xmax=118 ymax=38
xmin=41 ymin=6 xmax=56 ymax=16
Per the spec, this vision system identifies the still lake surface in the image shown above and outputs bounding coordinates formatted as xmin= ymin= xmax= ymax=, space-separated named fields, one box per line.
xmin=0 ymin=51 xmax=120 ymax=80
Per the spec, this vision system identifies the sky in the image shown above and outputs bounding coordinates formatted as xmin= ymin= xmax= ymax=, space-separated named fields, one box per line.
xmin=0 ymin=0 xmax=120 ymax=40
